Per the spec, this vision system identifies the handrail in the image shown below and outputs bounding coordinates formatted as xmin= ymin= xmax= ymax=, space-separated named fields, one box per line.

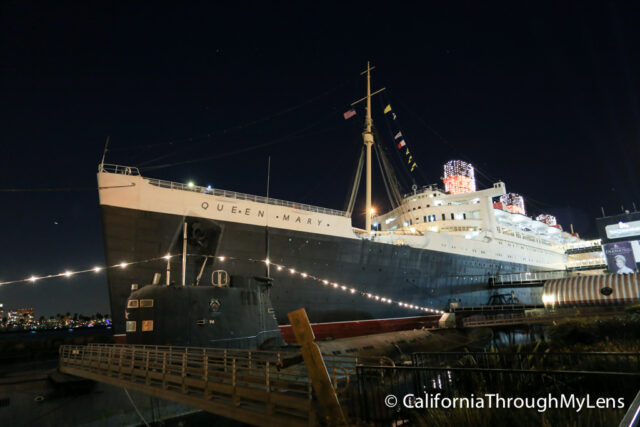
xmin=98 ymin=163 xmax=140 ymax=175
xmin=98 ymin=163 xmax=349 ymax=218
xmin=84 ymin=343 xmax=392 ymax=371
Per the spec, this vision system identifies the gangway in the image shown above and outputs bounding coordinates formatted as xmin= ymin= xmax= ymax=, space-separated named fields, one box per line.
xmin=59 ymin=344 xmax=383 ymax=426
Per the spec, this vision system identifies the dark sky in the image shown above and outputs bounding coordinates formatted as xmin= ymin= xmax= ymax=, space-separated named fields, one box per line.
xmin=1 ymin=1 xmax=639 ymax=316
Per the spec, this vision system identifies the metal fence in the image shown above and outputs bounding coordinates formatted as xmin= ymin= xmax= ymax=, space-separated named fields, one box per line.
xmin=412 ymin=351 xmax=640 ymax=373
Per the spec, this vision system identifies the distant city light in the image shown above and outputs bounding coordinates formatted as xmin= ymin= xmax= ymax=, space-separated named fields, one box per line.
xmin=187 ymin=181 xmax=194 ymax=188
xmin=93 ymin=266 xmax=102 ymax=273
xmin=119 ymin=262 xmax=127 ymax=268
xmin=64 ymin=271 xmax=72 ymax=277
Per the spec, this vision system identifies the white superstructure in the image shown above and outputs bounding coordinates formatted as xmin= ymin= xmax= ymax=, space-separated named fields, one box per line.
xmin=373 ymin=179 xmax=581 ymax=270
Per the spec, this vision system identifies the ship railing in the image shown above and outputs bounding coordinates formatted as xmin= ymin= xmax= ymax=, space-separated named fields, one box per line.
xmin=565 ymin=258 xmax=607 ymax=268
xmin=98 ymin=163 xmax=349 ymax=217
xmin=98 ymin=163 xmax=141 ymax=175
xmin=493 ymin=270 xmax=566 ymax=284
xmin=147 ymin=177 xmax=349 ymax=217
xmin=564 ymin=239 xmax=603 ymax=251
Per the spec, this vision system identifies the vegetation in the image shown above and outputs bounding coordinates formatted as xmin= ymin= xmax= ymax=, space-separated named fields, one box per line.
xmin=405 ymin=308 xmax=640 ymax=426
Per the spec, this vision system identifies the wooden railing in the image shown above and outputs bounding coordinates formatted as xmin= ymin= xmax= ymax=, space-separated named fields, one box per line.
xmin=59 ymin=344 xmax=393 ymax=426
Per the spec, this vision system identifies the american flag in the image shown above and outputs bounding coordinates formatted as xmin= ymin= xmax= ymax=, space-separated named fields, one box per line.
xmin=343 ymin=109 xmax=356 ymax=120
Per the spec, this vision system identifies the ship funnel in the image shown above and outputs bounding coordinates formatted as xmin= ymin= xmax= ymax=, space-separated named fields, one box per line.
xmin=535 ymin=214 xmax=557 ymax=226
xmin=500 ymin=193 xmax=526 ymax=215
xmin=443 ymin=160 xmax=476 ymax=194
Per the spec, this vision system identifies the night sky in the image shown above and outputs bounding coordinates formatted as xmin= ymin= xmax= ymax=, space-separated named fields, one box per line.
xmin=1 ymin=2 xmax=639 ymax=317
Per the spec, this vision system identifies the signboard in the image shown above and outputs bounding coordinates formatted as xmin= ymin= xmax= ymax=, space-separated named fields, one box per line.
xmin=603 ymin=241 xmax=637 ymax=274
xmin=605 ymin=220 xmax=640 ymax=240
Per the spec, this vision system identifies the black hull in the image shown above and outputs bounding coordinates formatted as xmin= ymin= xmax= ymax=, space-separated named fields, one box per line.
xmin=101 ymin=205 xmax=547 ymax=333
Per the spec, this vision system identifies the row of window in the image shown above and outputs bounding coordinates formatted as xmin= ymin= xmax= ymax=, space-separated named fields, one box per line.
xmin=405 ymin=213 xmax=468 ymax=225
xmin=127 ymin=299 xmax=154 ymax=308
xmin=126 ymin=320 xmax=153 ymax=332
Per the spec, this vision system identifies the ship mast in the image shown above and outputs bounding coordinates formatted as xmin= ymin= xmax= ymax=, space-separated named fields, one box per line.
xmin=363 ymin=63 xmax=374 ymax=233
xmin=351 ymin=62 xmax=385 ymax=233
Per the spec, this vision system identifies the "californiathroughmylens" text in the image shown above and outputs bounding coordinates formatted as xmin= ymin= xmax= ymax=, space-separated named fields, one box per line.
xmin=394 ymin=393 xmax=625 ymax=413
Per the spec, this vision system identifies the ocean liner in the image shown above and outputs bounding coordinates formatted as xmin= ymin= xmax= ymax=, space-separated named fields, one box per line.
xmin=98 ymin=64 xmax=583 ymax=335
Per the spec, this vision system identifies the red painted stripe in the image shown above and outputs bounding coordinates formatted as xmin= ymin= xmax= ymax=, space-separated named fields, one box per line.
xmin=278 ymin=315 xmax=441 ymax=344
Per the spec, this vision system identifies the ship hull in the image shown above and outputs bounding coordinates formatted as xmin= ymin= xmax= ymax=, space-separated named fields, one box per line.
xmin=101 ymin=205 xmax=547 ymax=334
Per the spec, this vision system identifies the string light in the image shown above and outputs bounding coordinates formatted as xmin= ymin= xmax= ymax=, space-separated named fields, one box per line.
xmin=0 ymin=255 xmax=177 ymax=287
xmin=0 ymin=252 xmax=445 ymax=314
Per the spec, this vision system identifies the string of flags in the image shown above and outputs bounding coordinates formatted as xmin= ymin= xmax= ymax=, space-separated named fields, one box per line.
xmin=384 ymin=104 xmax=418 ymax=173
xmin=0 ymin=253 xmax=444 ymax=314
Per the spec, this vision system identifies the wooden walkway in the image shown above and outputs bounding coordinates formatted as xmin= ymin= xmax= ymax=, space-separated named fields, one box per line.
xmin=59 ymin=344 xmax=381 ymax=426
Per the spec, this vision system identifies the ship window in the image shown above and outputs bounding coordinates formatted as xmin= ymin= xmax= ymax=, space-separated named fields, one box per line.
xmin=427 ymin=205 xmax=430 ymax=208
xmin=463 ymin=213 xmax=467 ymax=219
xmin=140 ymin=299 xmax=154 ymax=308
xmin=424 ymin=216 xmax=427 ymax=222
xmin=142 ymin=320 xmax=154 ymax=332
xmin=442 ymin=213 xmax=446 ymax=220
xmin=127 ymin=300 xmax=139 ymax=309
xmin=126 ymin=321 xmax=136 ymax=332
xmin=451 ymin=213 xmax=455 ymax=220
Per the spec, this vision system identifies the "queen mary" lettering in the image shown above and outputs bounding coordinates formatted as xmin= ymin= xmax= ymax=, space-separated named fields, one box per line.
xmin=205 ymin=201 xmax=322 ymax=227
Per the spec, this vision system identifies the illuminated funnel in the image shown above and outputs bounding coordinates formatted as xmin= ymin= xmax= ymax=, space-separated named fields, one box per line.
xmin=443 ymin=160 xmax=476 ymax=194
xmin=500 ymin=193 xmax=525 ymax=215
xmin=535 ymin=214 xmax=556 ymax=226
